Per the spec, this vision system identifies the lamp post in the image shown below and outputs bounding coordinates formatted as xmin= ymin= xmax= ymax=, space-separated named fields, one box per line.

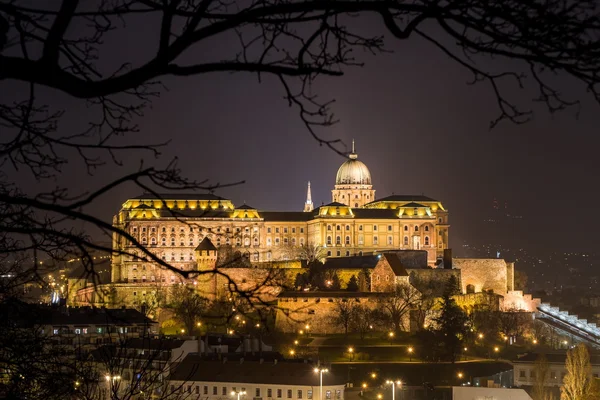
xmin=407 ymin=346 xmax=413 ymax=362
xmin=385 ymin=380 xmax=402 ymax=400
xmin=314 ymin=367 xmax=329 ymax=400
xmin=348 ymin=347 xmax=354 ymax=361
xmin=231 ymin=390 xmax=247 ymax=400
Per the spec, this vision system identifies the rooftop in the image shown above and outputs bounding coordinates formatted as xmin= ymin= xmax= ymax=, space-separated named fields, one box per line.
xmin=170 ymin=356 xmax=346 ymax=386
xmin=132 ymin=193 xmax=228 ymax=201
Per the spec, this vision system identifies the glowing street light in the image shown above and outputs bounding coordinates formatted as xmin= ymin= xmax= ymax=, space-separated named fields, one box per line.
xmin=388 ymin=331 xmax=395 ymax=344
xmin=407 ymin=346 xmax=414 ymax=361
xmin=362 ymin=383 xmax=368 ymax=389
xmin=371 ymin=373 xmax=377 ymax=379
xmin=478 ymin=333 xmax=484 ymax=339
xmin=457 ymin=372 xmax=464 ymax=379
xmin=314 ymin=367 xmax=329 ymax=400
xmin=385 ymin=380 xmax=402 ymax=400
xmin=377 ymin=394 xmax=383 ymax=399
xmin=533 ymin=339 xmax=538 ymax=345
xmin=231 ymin=390 xmax=247 ymax=400
xmin=289 ymin=350 xmax=296 ymax=357
xmin=294 ymin=340 xmax=299 ymax=345
xmin=348 ymin=347 xmax=355 ymax=361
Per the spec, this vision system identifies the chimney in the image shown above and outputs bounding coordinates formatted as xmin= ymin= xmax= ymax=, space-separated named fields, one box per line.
xmin=443 ymin=249 xmax=453 ymax=269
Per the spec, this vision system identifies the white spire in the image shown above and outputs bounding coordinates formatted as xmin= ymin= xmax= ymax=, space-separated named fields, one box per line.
xmin=352 ymin=139 xmax=355 ymax=154
xmin=303 ymin=181 xmax=314 ymax=212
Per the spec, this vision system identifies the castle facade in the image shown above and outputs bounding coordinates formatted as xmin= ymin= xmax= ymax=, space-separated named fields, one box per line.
xmin=110 ymin=144 xmax=449 ymax=286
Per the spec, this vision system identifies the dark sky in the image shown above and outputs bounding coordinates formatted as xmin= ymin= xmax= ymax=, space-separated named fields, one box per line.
xmin=6 ymin=12 xmax=600 ymax=255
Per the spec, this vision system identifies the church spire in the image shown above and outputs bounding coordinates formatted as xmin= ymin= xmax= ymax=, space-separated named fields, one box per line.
xmin=350 ymin=139 xmax=358 ymax=159
xmin=303 ymin=181 xmax=314 ymax=212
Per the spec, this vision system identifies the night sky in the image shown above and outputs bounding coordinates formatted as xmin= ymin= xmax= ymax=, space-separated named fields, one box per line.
xmin=7 ymin=15 xmax=600 ymax=256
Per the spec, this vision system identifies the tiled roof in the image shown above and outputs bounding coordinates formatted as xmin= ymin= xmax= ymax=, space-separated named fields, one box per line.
xmin=514 ymin=352 xmax=600 ymax=365
xmin=371 ymin=195 xmax=438 ymax=203
xmin=383 ymin=253 xmax=409 ymax=276
xmin=195 ymin=237 xmax=217 ymax=251
xmin=132 ymin=193 xmax=228 ymax=201
xmin=236 ymin=204 xmax=256 ymax=210
xmin=323 ymin=255 xmax=380 ymax=270
xmin=260 ymin=212 xmax=314 ymax=222
xmin=400 ymin=202 xmax=427 ymax=208
xmin=170 ymin=356 xmax=346 ymax=386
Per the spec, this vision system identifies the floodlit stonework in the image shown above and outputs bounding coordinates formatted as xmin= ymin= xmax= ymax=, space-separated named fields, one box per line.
xmin=68 ymin=145 xmax=539 ymax=335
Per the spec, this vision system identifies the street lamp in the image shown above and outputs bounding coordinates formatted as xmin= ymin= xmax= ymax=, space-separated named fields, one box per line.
xmin=385 ymin=380 xmax=402 ymax=400
xmin=371 ymin=373 xmax=377 ymax=379
xmin=388 ymin=332 xmax=394 ymax=344
xmin=289 ymin=350 xmax=296 ymax=358
xmin=478 ymin=333 xmax=484 ymax=339
xmin=348 ymin=347 xmax=354 ymax=361
xmin=407 ymin=346 xmax=413 ymax=361
xmin=231 ymin=390 xmax=247 ymax=400
xmin=314 ymin=367 xmax=329 ymax=400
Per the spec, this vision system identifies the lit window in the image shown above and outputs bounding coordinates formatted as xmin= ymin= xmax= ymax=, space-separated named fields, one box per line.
xmin=373 ymin=236 xmax=378 ymax=245
xmin=424 ymin=236 xmax=430 ymax=246
xmin=373 ymin=225 xmax=378 ymax=231
xmin=345 ymin=236 xmax=350 ymax=245
xmin=387 ymin=236 xmax=393 ymax=245
xmin=404 ymin=236 xmax=409 ymax=246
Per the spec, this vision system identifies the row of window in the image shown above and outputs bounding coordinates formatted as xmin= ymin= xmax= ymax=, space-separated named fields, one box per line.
xmin=266 ymin=237 xmax=305 ymax=246
xmin=177 ymin=385 xmax=341 ymax=400
xmin=324 ymin=235 xmax=433 ymax=246
xmin=267 ymin=227 xmax=305 ymax=234
xmin=326 ymin=224 xmax=434 ymax=232
xmin=132 ymin=226 xmax=259 ymax=234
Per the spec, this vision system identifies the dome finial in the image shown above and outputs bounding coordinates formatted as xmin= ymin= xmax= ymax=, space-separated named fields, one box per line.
xmin=349 ymin=139 xmax=358 ymax=160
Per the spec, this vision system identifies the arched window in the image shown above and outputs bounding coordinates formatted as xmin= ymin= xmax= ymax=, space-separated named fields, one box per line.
xmin=327 ymin=225 xmax=332 ymax=231
xmin=387 ymin=236 xmax=393 ymax=245
xmin=141 ymin=237 xmax=147 ymax=245
xmin=354 ymin=203 xmax=359 ymax=207
xmin=336 ymin=225 xmax=341 ymax=231
xmin=161 ymin=237 xmax=166 ymax=246
xmin=253 ymin=237 xmax=259 ymax=246
xmin=162 ymin=227 xmax=166 ymax=232
xmin=425 ymin=225 xmax=429 ymax=232
xmin=336 ymin=236 xmax=341 ymax=245
xmin=438 ymin=217 xmax=443 ymax=223
xmin=414 ymin=225 xmax=419 ymax=232
xmin=236 ymin=238 xmax=241 ymax=246
xmin=150 ymin=237 xmax=156 ymax=245
xmin=424 ymin=236 xmax=430 ymax=246
xmin=358 ymin=234 xmax=364 ymax=245
xmin=244 ymin=237 xmax=250 ymax=246
xmin=403 ymin=236 xmax=409 ymax=245
xmin=292 ymin=238 xmax=296 ymax=245
xmin=355 ymin=195 xmax=359 ymax=199
xmin=327 ymin=236 xmax=332 ymax=246
xmin=466 ymin=284 xmax=475 ymax=294
xmin=345 ymin=225 xmax=350 ymax=230
xmin=345 ymin=236 xmax=350 ymax=245
xmin=373 ymin=236 xmax=378 ymax=245
xmin=404 ymin=226 xmax=408 ymax=231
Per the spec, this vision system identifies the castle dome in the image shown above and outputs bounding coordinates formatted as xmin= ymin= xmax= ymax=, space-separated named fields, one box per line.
xmin=335 ymin=142 xmax=372 ymax=185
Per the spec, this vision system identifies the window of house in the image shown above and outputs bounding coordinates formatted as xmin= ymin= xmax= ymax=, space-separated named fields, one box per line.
xmin=284 ymin=227 xmax=288 ymax=234
xmin=373 ymin=236 xmax=378 ymax=245
xmin=267 ymin=251 xmax=272 ymax=260
xmin=213 ymin=387 xmax=218 ymax=395
xmin=268 ymin=389 xmax=272 ymax=397
xmin=414 ymin=225 xmax=419 ymax=232
xmin=277 ymin=389 xmax=282 ymax=398
xmin=336 ymin=225 xmax=341 ymax=231
xmin=425 ymin=225 xmax=429 ymax=231
xmin=335 ymin=390 xmax=341 ymax=399
xmin=327 ymin=225 xmax=332 ymax=231
xmin=275 ymin=238 xmax=280 ymax=245
xmin=327 ymin=251 xmax=332 ymax=256
xmin=424 ymin=236 xmax=430 ymax=246
xmin=387 ymin=236 xmax=393 ymax=245
xmin=326 ymin=390 xmax=331 ymax=399
xmin=307 ymin=390 xmax=313 ymax=400
xmin=283 ymin=238 xmax=288 ymax=244
xmin=275 ymin=228 xmax=280 ymax=233
xmin=292 ymin=227 xmax=296 ymax=233
xmin=223 ymin=387 xmax=227 ymax=395
xmin=267 ymin=227 xmax=272 ymax=233
xmin=404 ymin=226 xmax=408 ymax=231
xmin=438 ymin=217 xmax=442 ymax=223
xmin=300 ymin=227 xmax=304 ymax=233
xmin=359 ymin=225 xmax=363 ymax=231
xmin=358 ymin=235 xmax=364 ymax=245
xmin=204 ymin=386 xmax=208 ymax=395
xmin=300 ymin=238 xmax=305 ymax=246
xmin=388 ymin=225 xmax=392 ymax=231
xmin=267 ymin=238 xmax=272 ymax=246
xmin=292 ymin=238 xmax=296 ymax=245
xmin=345 ymin=236 xmax=350 ymax=245
xmin=256 ymin=388 xmax=261 ymax=397
xmin=345 ymin=251 xmax=350 ymax=256
xmin=336 ymin=250 xmax=341 ymax=257
xmin=327 ymin=236 xmax=332 ymax=246
xmin=373 ymin=225 xmax=378 ymax=231
xmin=298 ymin=390 xmax=303 ymax=399
xmin=336 ymin=236 xmax=341 ymax=245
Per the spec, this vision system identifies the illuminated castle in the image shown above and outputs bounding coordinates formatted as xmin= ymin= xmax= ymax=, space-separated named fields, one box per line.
xmin=108 ymin=143 xmax=450 ymax=287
